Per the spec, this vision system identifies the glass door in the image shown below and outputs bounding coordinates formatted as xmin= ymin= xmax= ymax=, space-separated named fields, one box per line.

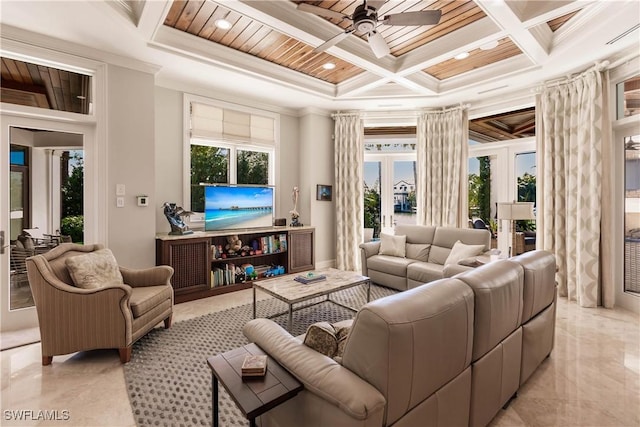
xmin=364 ymin=154 xmax=417 ymax=237
xmin=624 ymin=134 xmax=640 ymax=295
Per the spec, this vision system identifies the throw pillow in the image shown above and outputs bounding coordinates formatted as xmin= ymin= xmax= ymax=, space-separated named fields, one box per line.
xmin=303 ymin=322 xmax=338 ymax=357
xmin=333 ymin=325 xmax=351 ymax=364
xmin=405 ymin=243 xmax=431 ymax=262
xmin=379 ymin=233 xmax=406 ymax=257
xmin=66 ymin=248 xmax=124 ymax=289
xmin=444 ymin=240 xmax=485 ymax=266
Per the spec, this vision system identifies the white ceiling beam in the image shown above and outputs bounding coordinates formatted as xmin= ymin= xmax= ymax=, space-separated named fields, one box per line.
xmin=395 ymin=18 xmax=503 ymax=75
xmin=150 ymin=26 xmax=337 ymax=98
xmin=476 ymin=0 xmax=549 ymax=64
xmin=136 ymin=0 xmax=172 ymax=41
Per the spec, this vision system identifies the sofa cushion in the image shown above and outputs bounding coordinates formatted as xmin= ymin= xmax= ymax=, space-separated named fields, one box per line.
xmin=395 ymin=225 xmax=436 ymax=244
xmin=407 ymin=262 xmax=444 ymax=284
xmin=129 ymin=285 xmax=173 ymax=318
xmin=379 ymin=233 xmax=406 ymax=257
xmin=406 ymin=243 xmax=431 ymax=262
xmin=445 ymin=241 xmax=485 ymax=266
xmin=367 ymin=255 xmax=414 ymax=277
xmin=65 ymin=248 xmax=124 ymax=289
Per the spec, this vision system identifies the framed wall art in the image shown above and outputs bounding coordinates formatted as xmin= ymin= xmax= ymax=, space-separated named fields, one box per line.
xmin=316 ymin=185 xmax=332 ymax=201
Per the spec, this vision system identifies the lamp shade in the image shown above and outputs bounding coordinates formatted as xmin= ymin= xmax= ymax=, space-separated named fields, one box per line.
xmin=497 ymin=202 xmax=535 ymax=220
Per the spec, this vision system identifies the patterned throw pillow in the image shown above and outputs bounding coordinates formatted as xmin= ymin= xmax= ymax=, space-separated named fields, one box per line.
xmin=303 ymin=322 xmax=352 ymax=364
xmin=303 ymin=322 xmax=338 ymax=357
xmin=66 ymin=248 xmax=124 ymax=289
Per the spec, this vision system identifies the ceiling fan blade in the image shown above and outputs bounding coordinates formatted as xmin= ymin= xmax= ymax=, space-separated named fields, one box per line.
xmin=314 ymin=30 xmax=353 ymax=53
xmin=368 ymin=31 xmax=390 ymax=58
xmin=383 ymin=10 xmax=442 ymax=26
xmin=297 ymin=3 xmax=349 ymax=21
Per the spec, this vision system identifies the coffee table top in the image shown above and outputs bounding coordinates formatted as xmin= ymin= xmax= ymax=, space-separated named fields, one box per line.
xmin=253 ymin=268 xmax=369 ymax=304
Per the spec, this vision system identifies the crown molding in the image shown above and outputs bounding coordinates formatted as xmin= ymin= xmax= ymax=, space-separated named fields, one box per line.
xmin=0 ymin=24 xmax=161 ymax=75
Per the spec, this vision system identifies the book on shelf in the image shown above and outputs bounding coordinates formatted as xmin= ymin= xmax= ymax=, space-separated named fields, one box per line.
xmin=241 ymin=354 xmax=267 ymax=377
xmin=294 ymin=272 xmax=326 ymax=284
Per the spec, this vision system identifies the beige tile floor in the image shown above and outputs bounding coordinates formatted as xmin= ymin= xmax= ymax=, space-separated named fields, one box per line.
xmin=1 ymin=290 xmax=639 ymax=427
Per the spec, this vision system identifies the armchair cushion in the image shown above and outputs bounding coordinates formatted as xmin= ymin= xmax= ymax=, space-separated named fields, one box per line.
xmin=129 ymin=285 xmax=173 ymax=318
xmin=66 ymin=248 xmax=124 ymax=289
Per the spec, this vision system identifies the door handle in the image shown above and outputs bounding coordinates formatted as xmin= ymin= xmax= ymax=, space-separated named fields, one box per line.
xmin=0 ymin=230 xmax=5 ymax=255
xmin=382 ymin=215 xmax=386 ymax=227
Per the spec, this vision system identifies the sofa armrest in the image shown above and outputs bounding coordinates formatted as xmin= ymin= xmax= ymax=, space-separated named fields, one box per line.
xmin=243 ymin=319 xmax=386 ymax=421
xmin=443 ymin=263 xmax=475 ymax=278
xmin=120 ymin=265 xmax=174 ymax=287
xmin=359 ymin=241 xmax=381 ymax=276
xmin=359 ymin=241 xmax=380 ymax=258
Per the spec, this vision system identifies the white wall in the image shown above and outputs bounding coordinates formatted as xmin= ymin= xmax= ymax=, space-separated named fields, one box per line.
xmin=154 ymin=86 xmax=183 ymax=233
xmin=106 ymin=64 xmax=156 ymax=268
xmin=299 ymin=112 xmax=335 ymax=266
xmin=277 ymin=113 xmax=300 ymax=220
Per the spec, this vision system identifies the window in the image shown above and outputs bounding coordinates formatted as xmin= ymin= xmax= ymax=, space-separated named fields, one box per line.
xmin=10 ymin=145 xmax=29 ymax=241
xmin=186 ymin=97 xmax=277 ymax=213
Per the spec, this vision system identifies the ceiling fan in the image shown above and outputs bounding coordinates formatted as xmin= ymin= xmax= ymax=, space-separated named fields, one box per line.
xmin=297 ymin=0 xmax=442 ymax=58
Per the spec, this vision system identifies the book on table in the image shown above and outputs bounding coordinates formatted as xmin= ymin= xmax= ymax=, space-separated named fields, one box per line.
xmin=294 ymin=272 xmax=327 ymax=284
xmin=241 ymin=354 xmax=267 ymax=377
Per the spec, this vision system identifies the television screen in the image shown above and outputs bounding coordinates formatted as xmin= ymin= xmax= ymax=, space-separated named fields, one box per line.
xmin=204 ymin=185 xmax=274 ymax=231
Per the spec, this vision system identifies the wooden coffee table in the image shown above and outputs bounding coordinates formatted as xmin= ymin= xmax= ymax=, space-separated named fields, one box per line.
xmin=252 ymin=268 xmax=371 ymax=331
xmin=207 ymin=343 xmax=303 ymax=427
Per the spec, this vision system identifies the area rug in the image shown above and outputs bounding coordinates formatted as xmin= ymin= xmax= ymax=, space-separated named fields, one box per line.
xmin=124 ymin=284 xmax=396 ymax=427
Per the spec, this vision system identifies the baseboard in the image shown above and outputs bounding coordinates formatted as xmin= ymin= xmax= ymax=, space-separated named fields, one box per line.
xmin=316 ymin=259 xmax=336 ymax=269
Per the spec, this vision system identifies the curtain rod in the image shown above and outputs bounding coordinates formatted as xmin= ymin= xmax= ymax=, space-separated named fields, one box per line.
xmin=534 ymin=60 xmax=610 ymax=92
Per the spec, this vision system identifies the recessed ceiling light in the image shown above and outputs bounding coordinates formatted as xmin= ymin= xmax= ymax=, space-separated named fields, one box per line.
xmin=215 ymin=19 xmax=231 ymax=30
xmin=479 ymin=40 xmax=499 ymax=50
xmin=454 ymin=52 xmax=469 ymax=60
xmin=322 ymin=62 xmax=336 ymax=70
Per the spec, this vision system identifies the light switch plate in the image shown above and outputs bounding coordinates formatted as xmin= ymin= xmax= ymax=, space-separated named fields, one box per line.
xmin=116 ymin=197 xmax=125 ymax=208
xmin=116 ymin=184 xmax=126 ymax=196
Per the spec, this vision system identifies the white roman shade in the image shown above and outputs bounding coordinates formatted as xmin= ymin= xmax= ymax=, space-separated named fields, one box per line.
xmin=191 ymin=102 xmax=275 ymax=144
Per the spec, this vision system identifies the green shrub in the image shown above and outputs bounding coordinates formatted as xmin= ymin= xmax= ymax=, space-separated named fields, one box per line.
xmin=61 ymin=215 xmax=84 ymax=243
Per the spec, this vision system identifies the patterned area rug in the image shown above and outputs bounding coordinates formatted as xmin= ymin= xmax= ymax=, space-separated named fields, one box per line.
xmin=124 ymin=284 xmax=396 ymax=427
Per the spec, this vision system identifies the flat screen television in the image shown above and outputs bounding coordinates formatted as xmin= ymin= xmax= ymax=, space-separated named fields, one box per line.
xmin=204 ymin=185 xmax=274 ymax=231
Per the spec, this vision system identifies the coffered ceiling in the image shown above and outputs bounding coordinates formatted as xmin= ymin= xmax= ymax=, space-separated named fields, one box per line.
xmin=0 ymin=0 xmax=638 ymax=112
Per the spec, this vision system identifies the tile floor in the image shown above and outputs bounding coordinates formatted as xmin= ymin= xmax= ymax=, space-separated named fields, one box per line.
xmin=1 ymin=290 xmax=638 ymax=427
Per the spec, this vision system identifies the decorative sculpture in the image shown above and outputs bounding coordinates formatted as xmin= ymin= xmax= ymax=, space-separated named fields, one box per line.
xmin=163 ymin=202 xmax=194 ymax=235
xmin=290 ymin=186 xmax=301 ymax=227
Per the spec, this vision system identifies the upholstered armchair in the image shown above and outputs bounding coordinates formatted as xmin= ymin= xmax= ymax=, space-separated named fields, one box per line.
xmin=26 ymin=243 xmax=174 ymax=365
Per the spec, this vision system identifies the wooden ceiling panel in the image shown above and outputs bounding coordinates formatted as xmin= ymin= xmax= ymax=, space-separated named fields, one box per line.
xmin=1 ymin=58 xmax=90 ymax=114
xmin=164 ymin=0 xmax=365 ymax=84
xmin=469 ymin=107 xmax=535 ymax=142
xmin=423 ymin=38 xmax=522 ymax=80
xmin=547 ymin=10 xmax=580 ymax=32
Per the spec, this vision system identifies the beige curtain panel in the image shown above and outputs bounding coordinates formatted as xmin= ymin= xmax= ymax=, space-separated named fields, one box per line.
xmin=333 ymin=112 xmax=364 ymax=271
xmin=537 ymin=66 xmax=613 ymax=308
xmin=416 ymin=107 xmax=469 ymax=227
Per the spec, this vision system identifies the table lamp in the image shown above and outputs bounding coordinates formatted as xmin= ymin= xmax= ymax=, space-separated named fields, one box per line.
xmin=497 ymin=202 xmax=535 ymax=257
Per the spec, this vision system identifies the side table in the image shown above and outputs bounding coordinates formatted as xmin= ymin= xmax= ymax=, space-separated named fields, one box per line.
xmin=207 ymin=343 xmax=303 ymax=427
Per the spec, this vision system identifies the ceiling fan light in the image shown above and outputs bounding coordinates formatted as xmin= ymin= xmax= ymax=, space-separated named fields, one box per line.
xmin=454 ymin=51 xmax=470 ymax=60
xmin=214 ymin=19 xmax=232 ymax=30
xmin=322 ymin=62 xmax=336 ymax=70
xmin=479 ymin=40 xmax=499 ymax=50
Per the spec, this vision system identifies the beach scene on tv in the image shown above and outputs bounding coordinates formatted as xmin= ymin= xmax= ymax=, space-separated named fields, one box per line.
xmin=205 ymin=186 xmax=274 ymax=231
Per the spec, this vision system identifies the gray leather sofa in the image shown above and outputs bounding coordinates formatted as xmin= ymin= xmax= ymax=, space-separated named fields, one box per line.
xmin=243 ymin=250 xmax=557 ymax=427
xmin=360 ymin=225 xmax=492 ymax=291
